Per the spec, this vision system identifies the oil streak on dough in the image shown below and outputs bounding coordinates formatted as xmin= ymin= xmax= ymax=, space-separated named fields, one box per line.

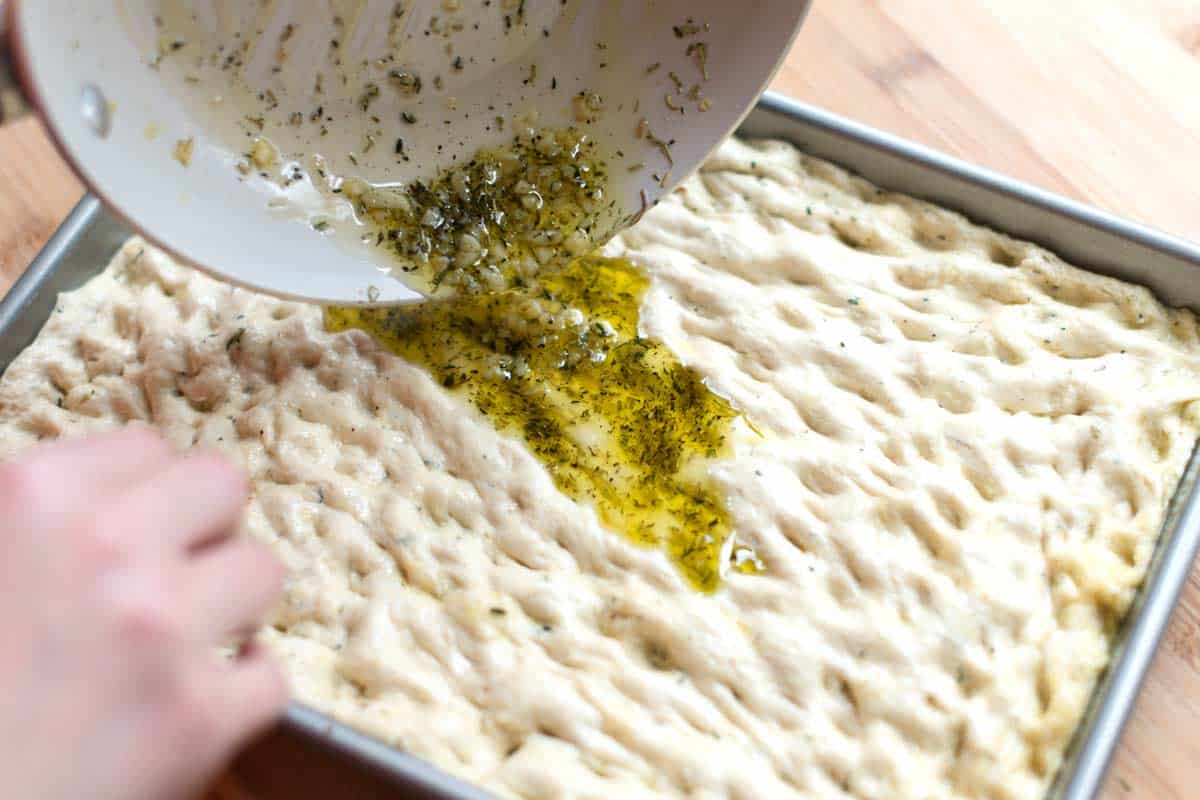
xmin=327 ymin=256 xmax=751 ymax=592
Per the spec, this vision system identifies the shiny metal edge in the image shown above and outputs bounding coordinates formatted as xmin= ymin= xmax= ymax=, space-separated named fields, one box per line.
xmin=0 ymin=196 xmax=127 ymax=369
xmin=274 ymin=705 xmax=494 ymax=799
xmin=2 ymin=91 xmax=1198 ymax=800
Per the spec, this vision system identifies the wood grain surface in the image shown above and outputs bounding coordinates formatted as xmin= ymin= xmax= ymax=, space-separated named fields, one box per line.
xmin=2 ymin=2 xmax=1198 ymax=798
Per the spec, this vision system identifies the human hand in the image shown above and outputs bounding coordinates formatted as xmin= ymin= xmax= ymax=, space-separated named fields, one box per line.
xmin=0 ymin=427 xmax=287 ymax=800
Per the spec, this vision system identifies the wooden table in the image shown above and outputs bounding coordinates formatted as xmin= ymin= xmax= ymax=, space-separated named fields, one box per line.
xmin=3 ymin=2 xmax=1198 ymax=798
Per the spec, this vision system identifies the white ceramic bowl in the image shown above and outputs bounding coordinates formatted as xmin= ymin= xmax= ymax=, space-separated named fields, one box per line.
xmin=4 ymin=0 xmax=809 ymax=303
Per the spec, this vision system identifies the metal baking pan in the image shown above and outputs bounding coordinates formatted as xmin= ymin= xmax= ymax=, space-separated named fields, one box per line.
xmin=3 ymin=91 xmax=1199 ymax=800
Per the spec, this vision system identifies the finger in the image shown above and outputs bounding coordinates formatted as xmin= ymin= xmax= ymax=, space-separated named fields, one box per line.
xmin=185 ymin=539 xmax=284 ymax=642
xmin=31 ymin=427 xmax=173 ymax=491
xmin=1 ymin=427 xmax=172 ymax=525
xmin=212 ymin=643 xmax=290 ymax=746
xmin=81 ymin=452 xmax=249 ymax=553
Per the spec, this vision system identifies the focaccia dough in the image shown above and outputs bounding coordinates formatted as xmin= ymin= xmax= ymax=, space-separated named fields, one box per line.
xmin=2 ymin=137 xmax=1198 ymax=800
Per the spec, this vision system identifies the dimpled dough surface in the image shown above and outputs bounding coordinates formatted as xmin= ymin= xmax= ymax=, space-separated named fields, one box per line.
xmin=2 ymin=138 xmax=1200 ymax=800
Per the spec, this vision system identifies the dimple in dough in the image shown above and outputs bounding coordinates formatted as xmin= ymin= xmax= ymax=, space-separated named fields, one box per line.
xmin=2 ymin=137 xmax=1199 ymax=800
